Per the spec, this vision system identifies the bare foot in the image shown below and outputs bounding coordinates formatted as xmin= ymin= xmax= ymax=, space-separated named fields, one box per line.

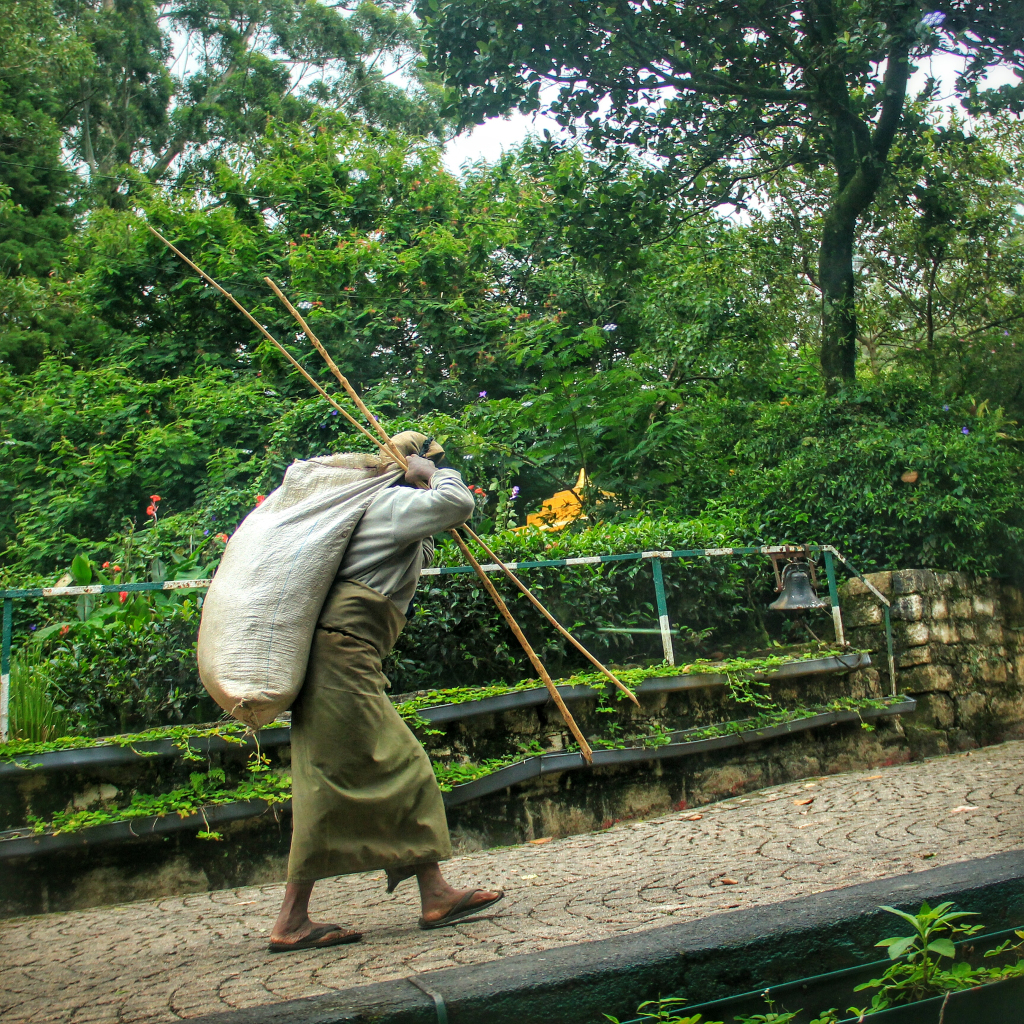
xmin=419 ymin=887 xmax=503 ymax=925
xmin=415 ymin=863 xmax=502 ymax=925
xmin=270 ymin=880 xmax=361 ymax=949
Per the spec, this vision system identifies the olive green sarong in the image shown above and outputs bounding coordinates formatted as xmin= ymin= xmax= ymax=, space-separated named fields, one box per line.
xmin=286 ymin=579 xmax=452 ymax=883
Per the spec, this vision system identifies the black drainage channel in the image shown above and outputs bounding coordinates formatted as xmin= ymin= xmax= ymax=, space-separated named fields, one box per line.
xmin=184 ymin=850 xmax=1024 ymax=1024
xmin=0 ymin=726 xmax=292 ymax=778
xmin=440 ymin=697 xmax=912 ymax=807
xmin=0 ymin=655 xmax=871 ymax=777
xmin=0 ymin=799 xmax=289 ymax=859
xmin=0 ymin=698 xmax=912 ymax=857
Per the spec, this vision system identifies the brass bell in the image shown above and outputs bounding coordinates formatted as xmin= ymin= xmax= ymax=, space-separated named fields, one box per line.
xmin=768 ymin=563 xmax=828 ymax=612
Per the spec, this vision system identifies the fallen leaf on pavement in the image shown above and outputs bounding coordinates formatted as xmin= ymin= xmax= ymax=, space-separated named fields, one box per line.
xmin=865 ymin=774 xmax=883 ymax=780
xmin=528 ymin=837 xmax=553 ymax=844
xmin=794 ymin=797 xmax=815 ymax=806
xmin=721 ymin=877 xmax=740 ymax=885
xmin=949 ymin=805 xmax=979 ymax=814
xmin=520 ymin=874 xmax=538 ymax=880
xmin=683 ymin=813 xmax=703 ymax=821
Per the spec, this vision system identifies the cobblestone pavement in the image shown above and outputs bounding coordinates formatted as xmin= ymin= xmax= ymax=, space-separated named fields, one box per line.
xmin=2 ymin=741 xmax=1023 ymax=1024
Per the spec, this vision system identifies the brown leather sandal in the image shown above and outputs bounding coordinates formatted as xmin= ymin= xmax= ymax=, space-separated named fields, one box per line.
xmin=418 ymin=890 xmax=505 ymax=930
xmin=268 ymin=924 xmax=362 ymax=953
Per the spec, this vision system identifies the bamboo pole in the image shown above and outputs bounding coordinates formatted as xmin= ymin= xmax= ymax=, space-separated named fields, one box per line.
xmin=264 ymin=278 xmax=407 ymax=464
xmin=263 ymin=277 xmax=636 ymax=708
xmin=448 ymin=531 xmax=593 ymax=760
xmin=145 ymin=226 xmax=394 ymax=457
xmin=460 ymin=526 xmax=639 ymax=706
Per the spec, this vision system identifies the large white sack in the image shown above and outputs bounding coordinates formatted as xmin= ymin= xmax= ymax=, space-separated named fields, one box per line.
xmin=197 ymin=453 xmax=401 ymax=727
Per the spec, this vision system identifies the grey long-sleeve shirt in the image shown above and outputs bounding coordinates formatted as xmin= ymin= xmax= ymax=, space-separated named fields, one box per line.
xmin=336 ymin=468 xmax=476 ymax=614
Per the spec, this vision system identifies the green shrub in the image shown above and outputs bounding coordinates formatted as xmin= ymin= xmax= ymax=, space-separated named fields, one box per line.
xmin=695 ymin=376 xmax=1024 ymax=576
xmin=8 ymin=644 xmax=71 ymax=741
xmin=38 ymin=601 xmax=215 ymax=735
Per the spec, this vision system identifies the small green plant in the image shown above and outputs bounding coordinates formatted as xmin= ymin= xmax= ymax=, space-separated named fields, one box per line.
xmin=8 ymin=644 xmax=70 ymax=742
xmin=605 ymin=996 xmax=724 ymax=1023
xmin=851 ymin=902 xmax=984 ymax=1013
xmin=732 ymin=992 xmax=800 ymax=1022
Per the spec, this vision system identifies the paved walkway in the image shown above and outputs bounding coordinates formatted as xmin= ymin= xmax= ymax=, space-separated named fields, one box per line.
xmin=2 ymin=742 xmax=1022 ymax=1024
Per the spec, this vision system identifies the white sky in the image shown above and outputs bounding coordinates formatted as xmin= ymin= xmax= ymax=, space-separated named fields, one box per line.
xmin=441 ymin=55 xmax=1022 ymax=175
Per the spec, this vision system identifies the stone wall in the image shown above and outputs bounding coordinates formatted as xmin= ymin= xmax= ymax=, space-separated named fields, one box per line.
xmin=840 ymin=569 xmax=1024 ymax=755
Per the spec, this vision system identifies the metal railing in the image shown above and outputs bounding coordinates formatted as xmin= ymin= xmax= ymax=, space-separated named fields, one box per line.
xmin=0 ymin=543 xmax=896 ymax=741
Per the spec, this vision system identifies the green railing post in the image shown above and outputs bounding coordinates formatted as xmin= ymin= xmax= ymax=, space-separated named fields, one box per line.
xmin=650 ymin=556 xmax=675 ymax=666
xmin=1 ymin=597 xmax=12 ymax=743
xmin=884 ymin=604 xmax=897 ymax=697
xmin=822 ymin=550 xmax=845 ymax=647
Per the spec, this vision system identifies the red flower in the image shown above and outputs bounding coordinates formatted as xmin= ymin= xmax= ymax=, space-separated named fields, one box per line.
xmin=146 ymin=505 xmax=157 ymax=516
xmin=255 ymin=495 xmax=266 ymax=506
xmin=102 ymin=561 xmax=110 ymax=569
xmin=59 ymin=625 xmax=70 ymax=636
xmin=149 ymin=494 xmax=161 ymax=503
xmin=119 ymin=591 xmax=129 ymax=603
xmin=111 ymin=564 xmax=121 ymax=572
xmin=215 ymin=533 xmax=229 ymax=543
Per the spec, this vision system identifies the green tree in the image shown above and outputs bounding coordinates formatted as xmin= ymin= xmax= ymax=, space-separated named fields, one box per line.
xmin=420 ymin=0 xmax=1024 ymax=388
xmin=0 ymin=0 xmax=91 ymax=281
xmin=60 ymin=0 xmax=450 ymax=200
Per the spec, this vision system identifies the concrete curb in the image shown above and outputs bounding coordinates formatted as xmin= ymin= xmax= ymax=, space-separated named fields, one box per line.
xmin=187 ymin=850 xmax=1024 ymax=1024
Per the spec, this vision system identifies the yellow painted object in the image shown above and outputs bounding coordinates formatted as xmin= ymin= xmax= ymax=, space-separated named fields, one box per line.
xmin=517 ymin=469 xmax=613 ymax=532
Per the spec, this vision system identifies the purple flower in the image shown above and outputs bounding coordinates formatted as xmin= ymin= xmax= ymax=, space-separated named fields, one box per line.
xmin=942 ymin=404 xmax=950 ymax=411
xmin=962 ymin=426 xmax=970 ymax=435
xmin=29 ymin=624 xmax=37 ymax=631
xmin=479 ymin=391 xmax=488 ymax=398
xmin=331 ymin=409 xmax=338 ymax=415
xmin=1004 ymin=331 xmax=1010 ymax=336
xmin=204 ymin=529 xmax=210 ymax=536
xmin=511 ymin=486 xmax=520 ymax=499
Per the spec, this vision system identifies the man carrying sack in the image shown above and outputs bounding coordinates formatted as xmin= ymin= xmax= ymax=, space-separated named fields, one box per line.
xmin=269 ymin=430 xmax=504 ymax=953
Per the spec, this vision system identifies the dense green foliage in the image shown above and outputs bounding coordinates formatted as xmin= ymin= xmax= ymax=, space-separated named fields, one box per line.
xmin=1 ymin=3 xmax=1023 ymax=733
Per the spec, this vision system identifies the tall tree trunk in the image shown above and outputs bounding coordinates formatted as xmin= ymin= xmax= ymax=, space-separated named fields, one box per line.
xmin=818 ymin=207 xmax=857 ymax=387
xmin=813 ymin=22 xmax=913 ymax=391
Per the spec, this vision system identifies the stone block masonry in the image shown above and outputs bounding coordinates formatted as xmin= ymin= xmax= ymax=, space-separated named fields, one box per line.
xmin=840 ymin=569 xmax=1024 ymax=756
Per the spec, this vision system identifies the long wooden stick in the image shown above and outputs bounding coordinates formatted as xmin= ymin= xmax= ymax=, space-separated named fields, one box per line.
xmin=145 ymin=226 xmax=395 ymax=458
xmin=448 ymin=531 xmax=593 ymax=760
xmin=264 ymin=278 xmax=407 ymax=465
xmin=264 ymin=277 xmax=636 ymax=708
xmin=460 ymin=526 xmax=640 ymax=706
